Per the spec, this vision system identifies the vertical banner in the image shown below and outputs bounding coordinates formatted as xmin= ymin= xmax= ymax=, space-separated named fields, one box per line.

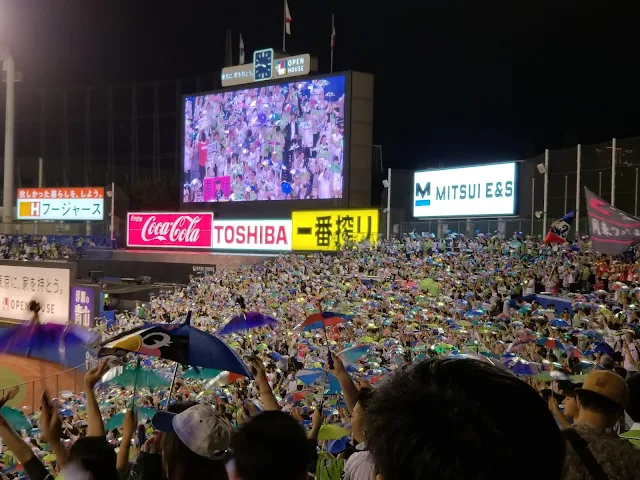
xmin=70 ymin=285 xmax=102 ymax=328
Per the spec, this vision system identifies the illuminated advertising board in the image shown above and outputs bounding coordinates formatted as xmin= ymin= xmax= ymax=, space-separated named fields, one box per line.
xmin=291 ymin=209 xmax=379 ymax=251
xmin=16 ymin=187 xmax=105 ymax=221
xmin=413 ymin=163 xmax=517 ymax=218
xmin=211 ymin=220 xmax=292 ymax=251
xmin=0 ymin=262 xmax=71 ymax=324
xmin=127 ymin=213 xmax=214 ymax=249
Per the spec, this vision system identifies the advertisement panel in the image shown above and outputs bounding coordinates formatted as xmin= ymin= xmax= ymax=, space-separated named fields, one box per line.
xmin=211 ymin=220 xmax=292 ymax=251
xmin=413 ymin=163 xmax=517 ymax=218
xmin=16 ymin=187 xmax=105 ymax=221
xmin=183 ymin=74 xmax=346 ymax=205
xmin=292 ymin=209 xmax=379 ymax=251
xmin=70 ymin=285 xmax=102 ymax=328
xmin=0 ymin=262 xmax=71 ymax=324
xmin=127 ymin=213 xmax=214 ymax=249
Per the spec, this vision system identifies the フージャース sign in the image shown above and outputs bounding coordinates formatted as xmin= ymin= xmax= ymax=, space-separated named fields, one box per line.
xmin=292 ymin=209 xmax=379 ymax=251
xmin=413 ymin=163 xmax=517 ymax=218
xmin=16 ymin=187 xmax=105 ymax=221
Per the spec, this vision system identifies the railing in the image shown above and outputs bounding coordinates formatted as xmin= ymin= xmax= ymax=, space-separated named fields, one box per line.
xmin=1 ymin=363 xmax=87 ymax=415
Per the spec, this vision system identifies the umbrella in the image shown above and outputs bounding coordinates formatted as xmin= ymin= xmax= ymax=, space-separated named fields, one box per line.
xmin=564 ymin=345 xmax=583 ymax=359
xmin=338 ymin=345 xmax=370 ymax=365
xmin=204 ymin=371 xmax=245 ymax=388
xmin=218 ymin=312 xmax=277 ymax=336
xmin=537 ymin=338 xmax=566 ymax=350
xmin=99 ymin=312 xmax=251 ymax=377
xmin=0 ymin=406 xmax=31 ymax=431
xmin=318 ymin=424 xmax=350 ymax=441
xmin=0 ymin=321 xmax=100 ymax=366
xmin=549 ymin=319 xmax=571 ymax=328
xmin=181 ymin=367 xmax=224 ymax=380
xmin=298 ymin=312 xmax=352 ymax=332
xmin=296 ymin=369 xmax=341 ymax=393
xmin=107 ymin=365 xmax=170 ymax=390
xmin=105 ymin=407 xmax=156 ymax=430
xmin=591 ymin=342 xmax=614 ymax=355
xmin=579 ymin=330 xmax=604 ymax=341
xmin=504 ymin=358 xmax=540 ymax=376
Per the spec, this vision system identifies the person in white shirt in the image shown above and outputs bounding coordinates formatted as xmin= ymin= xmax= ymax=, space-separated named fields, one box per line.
xmin=623 ymin=333 xmax=639 ymax=373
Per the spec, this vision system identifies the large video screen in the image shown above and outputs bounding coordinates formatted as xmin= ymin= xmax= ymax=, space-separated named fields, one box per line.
xmin=413 ymin=162 xmax=517 ymax=218
xmin=182 ymin=74 xmax=346 ymax=203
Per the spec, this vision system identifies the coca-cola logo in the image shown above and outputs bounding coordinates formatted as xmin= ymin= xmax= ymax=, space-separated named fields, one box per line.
xmin=141 ymin=215 xmax=204 ymax=244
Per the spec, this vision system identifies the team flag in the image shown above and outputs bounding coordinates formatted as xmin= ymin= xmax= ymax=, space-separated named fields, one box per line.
xmin=544 ymin=211 xmax=575 ymax=244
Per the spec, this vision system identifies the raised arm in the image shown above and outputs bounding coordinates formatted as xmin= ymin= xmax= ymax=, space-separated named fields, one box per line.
xmin=84 ymin=359 xmax=110 ymax=437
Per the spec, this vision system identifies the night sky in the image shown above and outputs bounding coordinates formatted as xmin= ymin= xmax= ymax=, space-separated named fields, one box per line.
xmin=2 ymin=0 xmax=640 ymax=170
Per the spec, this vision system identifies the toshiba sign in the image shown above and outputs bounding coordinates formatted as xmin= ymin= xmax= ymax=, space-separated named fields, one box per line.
xmin=211 ymin=220 xmax=292 ymax=251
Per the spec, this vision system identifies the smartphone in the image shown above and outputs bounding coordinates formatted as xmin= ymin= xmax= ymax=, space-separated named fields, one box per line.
xmin=137 ymin=425 xmax=146 ymax=447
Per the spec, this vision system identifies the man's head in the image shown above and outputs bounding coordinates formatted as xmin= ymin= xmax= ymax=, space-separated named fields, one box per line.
xmin=230 ymin=411 xmax=310 ymax=480
xmin=576 ymin=370 xmax=629 ymax=428
xmin=351 ymin=388 xmax=373 ymax=445
xmin=627 ymin=373 xmax=640 ymax=423
xmin=67 ymin=436 xmax=118 ymax=480
xmin=365 ymin=357 xmax=565 ymax=480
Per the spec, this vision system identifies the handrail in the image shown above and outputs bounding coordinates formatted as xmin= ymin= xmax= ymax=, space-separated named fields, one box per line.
xmin=0 ymin=363 xmax=87 ymax=391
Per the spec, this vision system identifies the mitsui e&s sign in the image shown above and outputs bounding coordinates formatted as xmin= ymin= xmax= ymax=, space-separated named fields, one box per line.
xmin=413 ymin=162 xmax=517 ymax=218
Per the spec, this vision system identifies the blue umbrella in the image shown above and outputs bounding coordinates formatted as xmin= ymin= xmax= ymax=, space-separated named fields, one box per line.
xmin=99 ymin=312 xmax=251 ymax=377
xmin=218 ymin=312 xmax=278 ymax=336
xmin=338 ymin=345 xmax=370 ymax=365
xmin=550 ymin=319 xmax=571 ymax=328
xmin=296 ymin=368 xmax=341 ymax=393
xmin=580 ymin=330 xmax=604 ymax=341
xmin=0 ymin=321 xmax=100 ymax=366
xmin=591 ymin=342 xmax=614 ymax=355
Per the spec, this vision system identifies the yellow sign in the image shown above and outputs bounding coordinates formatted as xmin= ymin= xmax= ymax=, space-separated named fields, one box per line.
xmin=291 ymin=209 xmax=379 ymax=251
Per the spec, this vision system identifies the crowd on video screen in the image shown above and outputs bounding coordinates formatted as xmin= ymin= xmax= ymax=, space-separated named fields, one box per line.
xmin=183 ymin=76 xmax=346 ymax=203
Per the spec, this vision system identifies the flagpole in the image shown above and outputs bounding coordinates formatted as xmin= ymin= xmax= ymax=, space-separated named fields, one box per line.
xmin=283 ymin=0 xmax=286 ymax=52
xmin=330 ymin=14 xmax=335 ymax=73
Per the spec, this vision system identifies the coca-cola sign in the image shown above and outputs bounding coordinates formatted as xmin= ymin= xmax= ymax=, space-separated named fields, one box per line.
xmin=127 ymin=213 xmax=214 ymax=248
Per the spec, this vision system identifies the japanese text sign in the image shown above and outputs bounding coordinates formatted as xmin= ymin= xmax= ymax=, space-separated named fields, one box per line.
xmin=0 ymin=263 xmax=71 ymax=324
xmin=16 ymin=187 xmax=105 ymax=221
xmin=70 ymin=286 xmax=98 ymax=328
xmin=127 ymin=212 xmax=215 ymax=249
xmin=291 ymin=209 xmax=379 ymax=251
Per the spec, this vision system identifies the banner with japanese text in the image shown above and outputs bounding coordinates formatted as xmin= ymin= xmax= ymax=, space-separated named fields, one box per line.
xmin=585 ymin=187 xmax=640 ymax=256
xmin=291 ymin=209 xmax=379 ymax=251
xmin=0 ymin=261 xmax=73 ymax=324
xmin=16 ymin=187 xmax=105 ymax=221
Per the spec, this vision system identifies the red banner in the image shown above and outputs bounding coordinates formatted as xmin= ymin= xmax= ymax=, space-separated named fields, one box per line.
xmin=127 ymin=213 xmax=214 ymax=249
xmin=585 ymin=188 xmax=640 ymax=256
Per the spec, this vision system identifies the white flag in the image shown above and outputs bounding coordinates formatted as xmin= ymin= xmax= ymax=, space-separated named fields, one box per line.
xmin=285 ymin=0 xmax=292 ymax=35
xmin=239 ymin=33 xmax=245 ymax=65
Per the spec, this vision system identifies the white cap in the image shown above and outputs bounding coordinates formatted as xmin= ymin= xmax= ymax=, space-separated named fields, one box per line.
xmin=152 ymin=404 xmax=232 ymax=460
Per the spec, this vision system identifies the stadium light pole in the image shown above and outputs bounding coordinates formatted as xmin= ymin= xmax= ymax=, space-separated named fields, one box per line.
xmin=611 ymin=137 xmax=616 ymax=206
xmin=576 ymin=144 xmax=581 ymax=234
xmin=1 ymin=49 xmax=16 ymax=232
xmin=542 ymin=149 xmax=549 ymax=235
xmin=385 ymin=168 xmax=391 ymax=241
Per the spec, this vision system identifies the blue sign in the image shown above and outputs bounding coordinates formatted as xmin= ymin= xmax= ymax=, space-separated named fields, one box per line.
xmin=70 ymin=286 xmax=96 ymax=328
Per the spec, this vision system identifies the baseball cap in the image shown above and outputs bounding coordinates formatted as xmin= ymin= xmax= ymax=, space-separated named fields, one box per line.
xmin=152 ymin=404 xmax=232 ymax=460
xmin=576 ymin=370 xmax=629 ymax=407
